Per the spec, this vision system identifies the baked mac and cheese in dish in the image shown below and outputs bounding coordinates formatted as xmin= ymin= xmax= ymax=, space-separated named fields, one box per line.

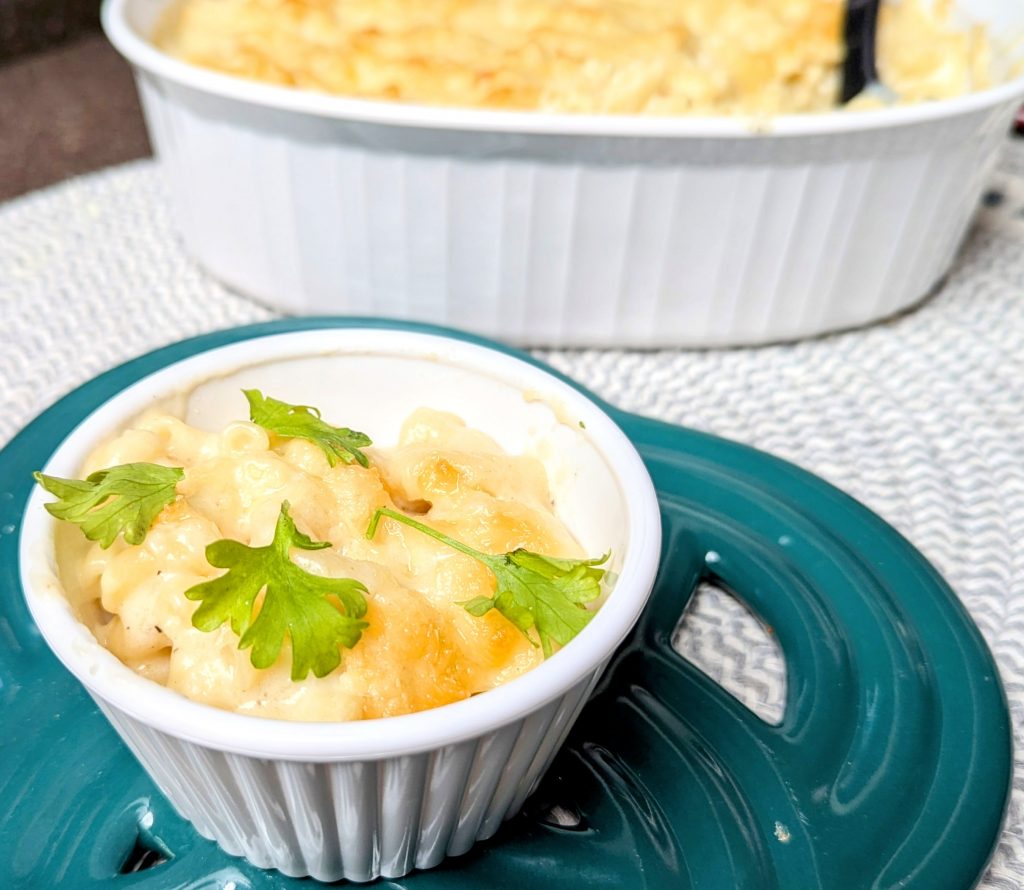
xmin=45 ymin=396 xmax=608 ymax=722
xmin=153 ymin=0 xmax=994 ymax=115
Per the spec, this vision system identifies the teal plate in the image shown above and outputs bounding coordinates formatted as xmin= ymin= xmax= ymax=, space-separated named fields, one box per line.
xmin=0 ymin=319 xmax=1011 ymax=889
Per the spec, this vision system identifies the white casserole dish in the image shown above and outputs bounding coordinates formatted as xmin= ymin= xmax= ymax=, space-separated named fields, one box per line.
xmin=103 ymin=0 xmax=1024 ymax=347
xmin=19 ymin=328 xmax=662 ymax=881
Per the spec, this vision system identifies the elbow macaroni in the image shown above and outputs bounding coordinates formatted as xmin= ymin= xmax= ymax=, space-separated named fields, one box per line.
xmin=154 ymin=0 xmax=994 ymax=116
xmin=57 ymin=407 xmax=587 ymax=722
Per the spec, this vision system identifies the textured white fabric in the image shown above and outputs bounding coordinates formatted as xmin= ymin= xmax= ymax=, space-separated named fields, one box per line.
xmin=3 ymin=146 xmax=1024 ymax=887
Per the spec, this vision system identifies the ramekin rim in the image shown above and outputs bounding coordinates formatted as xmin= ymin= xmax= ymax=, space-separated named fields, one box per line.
xmin=19 ymin=328 xmax=663 ymax=760
xmin=102 ymin=0 xmax=1024 ymax=138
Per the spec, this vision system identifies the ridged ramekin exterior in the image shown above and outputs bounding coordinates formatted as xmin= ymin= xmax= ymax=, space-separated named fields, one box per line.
xmin=125 ymin=65 xmax=1023 ymax=347
xmin=93 ymin=666 xmax=601 ymax=882
xmin=21 ymin=329 xmax=663 ymax=881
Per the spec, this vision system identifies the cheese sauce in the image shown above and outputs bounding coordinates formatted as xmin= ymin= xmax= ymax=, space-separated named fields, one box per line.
xmin=154 ymin=0 xmax=993 ymax=116
xmin=56 ymin=407 xmax=584 ymax=721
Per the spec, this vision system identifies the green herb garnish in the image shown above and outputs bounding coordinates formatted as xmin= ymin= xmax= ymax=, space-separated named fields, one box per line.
xmin=244 ymin=389 xmax=371 ymax=468
xmin=33 ymin=463 xmax=184 ymax=548
xmin=186 ymin=502 xmax=369 ymax=680
xmin=366 ymin=506 xmax=608 ymax=657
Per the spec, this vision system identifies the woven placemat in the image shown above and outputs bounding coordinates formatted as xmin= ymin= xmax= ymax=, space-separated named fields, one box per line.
xmin=3 ymin=144 xmax=1024 ymax=888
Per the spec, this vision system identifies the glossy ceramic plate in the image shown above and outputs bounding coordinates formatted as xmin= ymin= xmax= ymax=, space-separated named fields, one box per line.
xmin=0 ymin=319 xmax=1012 ymax=889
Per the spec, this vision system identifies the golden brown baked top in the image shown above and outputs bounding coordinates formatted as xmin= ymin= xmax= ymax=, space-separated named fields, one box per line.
xmin=154 ymin=0 xmax=993 ymax=115
xmin=56 ymin=407 xmax=588 ymax=721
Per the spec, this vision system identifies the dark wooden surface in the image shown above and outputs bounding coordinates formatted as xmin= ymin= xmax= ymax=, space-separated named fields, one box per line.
xmin=0 ymin=32 xmax=151 ymax=203
xmin=1 ymin=0 xmax=102 ymax=62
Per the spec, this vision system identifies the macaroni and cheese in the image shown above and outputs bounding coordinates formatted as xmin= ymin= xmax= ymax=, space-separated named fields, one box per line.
xmin=55 ymin=406 xmax=587 ymax=721
xmin=154 ymin=0 xmax=993 ymax=115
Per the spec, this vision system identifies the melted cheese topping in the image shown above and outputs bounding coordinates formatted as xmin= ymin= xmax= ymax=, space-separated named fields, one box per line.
xmin=56 ymin=407 xmax=586 ymax=722
xmin=154 ymin=0 xmax=994 ymax=116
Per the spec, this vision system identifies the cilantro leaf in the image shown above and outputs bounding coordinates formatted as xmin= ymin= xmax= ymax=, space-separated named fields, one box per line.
xmin=366 ymin=506 xmax=608 ymax=657
xmin=33 ymin=463 xmax=184 ymax=548
xmin=185 ymin=502 xmax=368 ymax=680
xmin=244 ymin=389 xmax=372 ymax=468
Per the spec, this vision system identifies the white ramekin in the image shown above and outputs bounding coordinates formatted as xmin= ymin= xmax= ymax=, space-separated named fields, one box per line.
xmin=103 ymin=0 xmax=1024 ymax=347
xmin=19 ymin=328 xmax=662 ymax=882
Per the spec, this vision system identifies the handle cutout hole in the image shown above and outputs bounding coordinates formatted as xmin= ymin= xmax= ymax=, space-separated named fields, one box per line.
xmin=537 ymin=802 xmax=585 ymax=830
xmin=118 ymin=832 xmax=170 ymax=875
xmin=524 ymin=781 xmax=588 ymax=832
xmin=673 ymin=581 xmax=786 ymax=726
